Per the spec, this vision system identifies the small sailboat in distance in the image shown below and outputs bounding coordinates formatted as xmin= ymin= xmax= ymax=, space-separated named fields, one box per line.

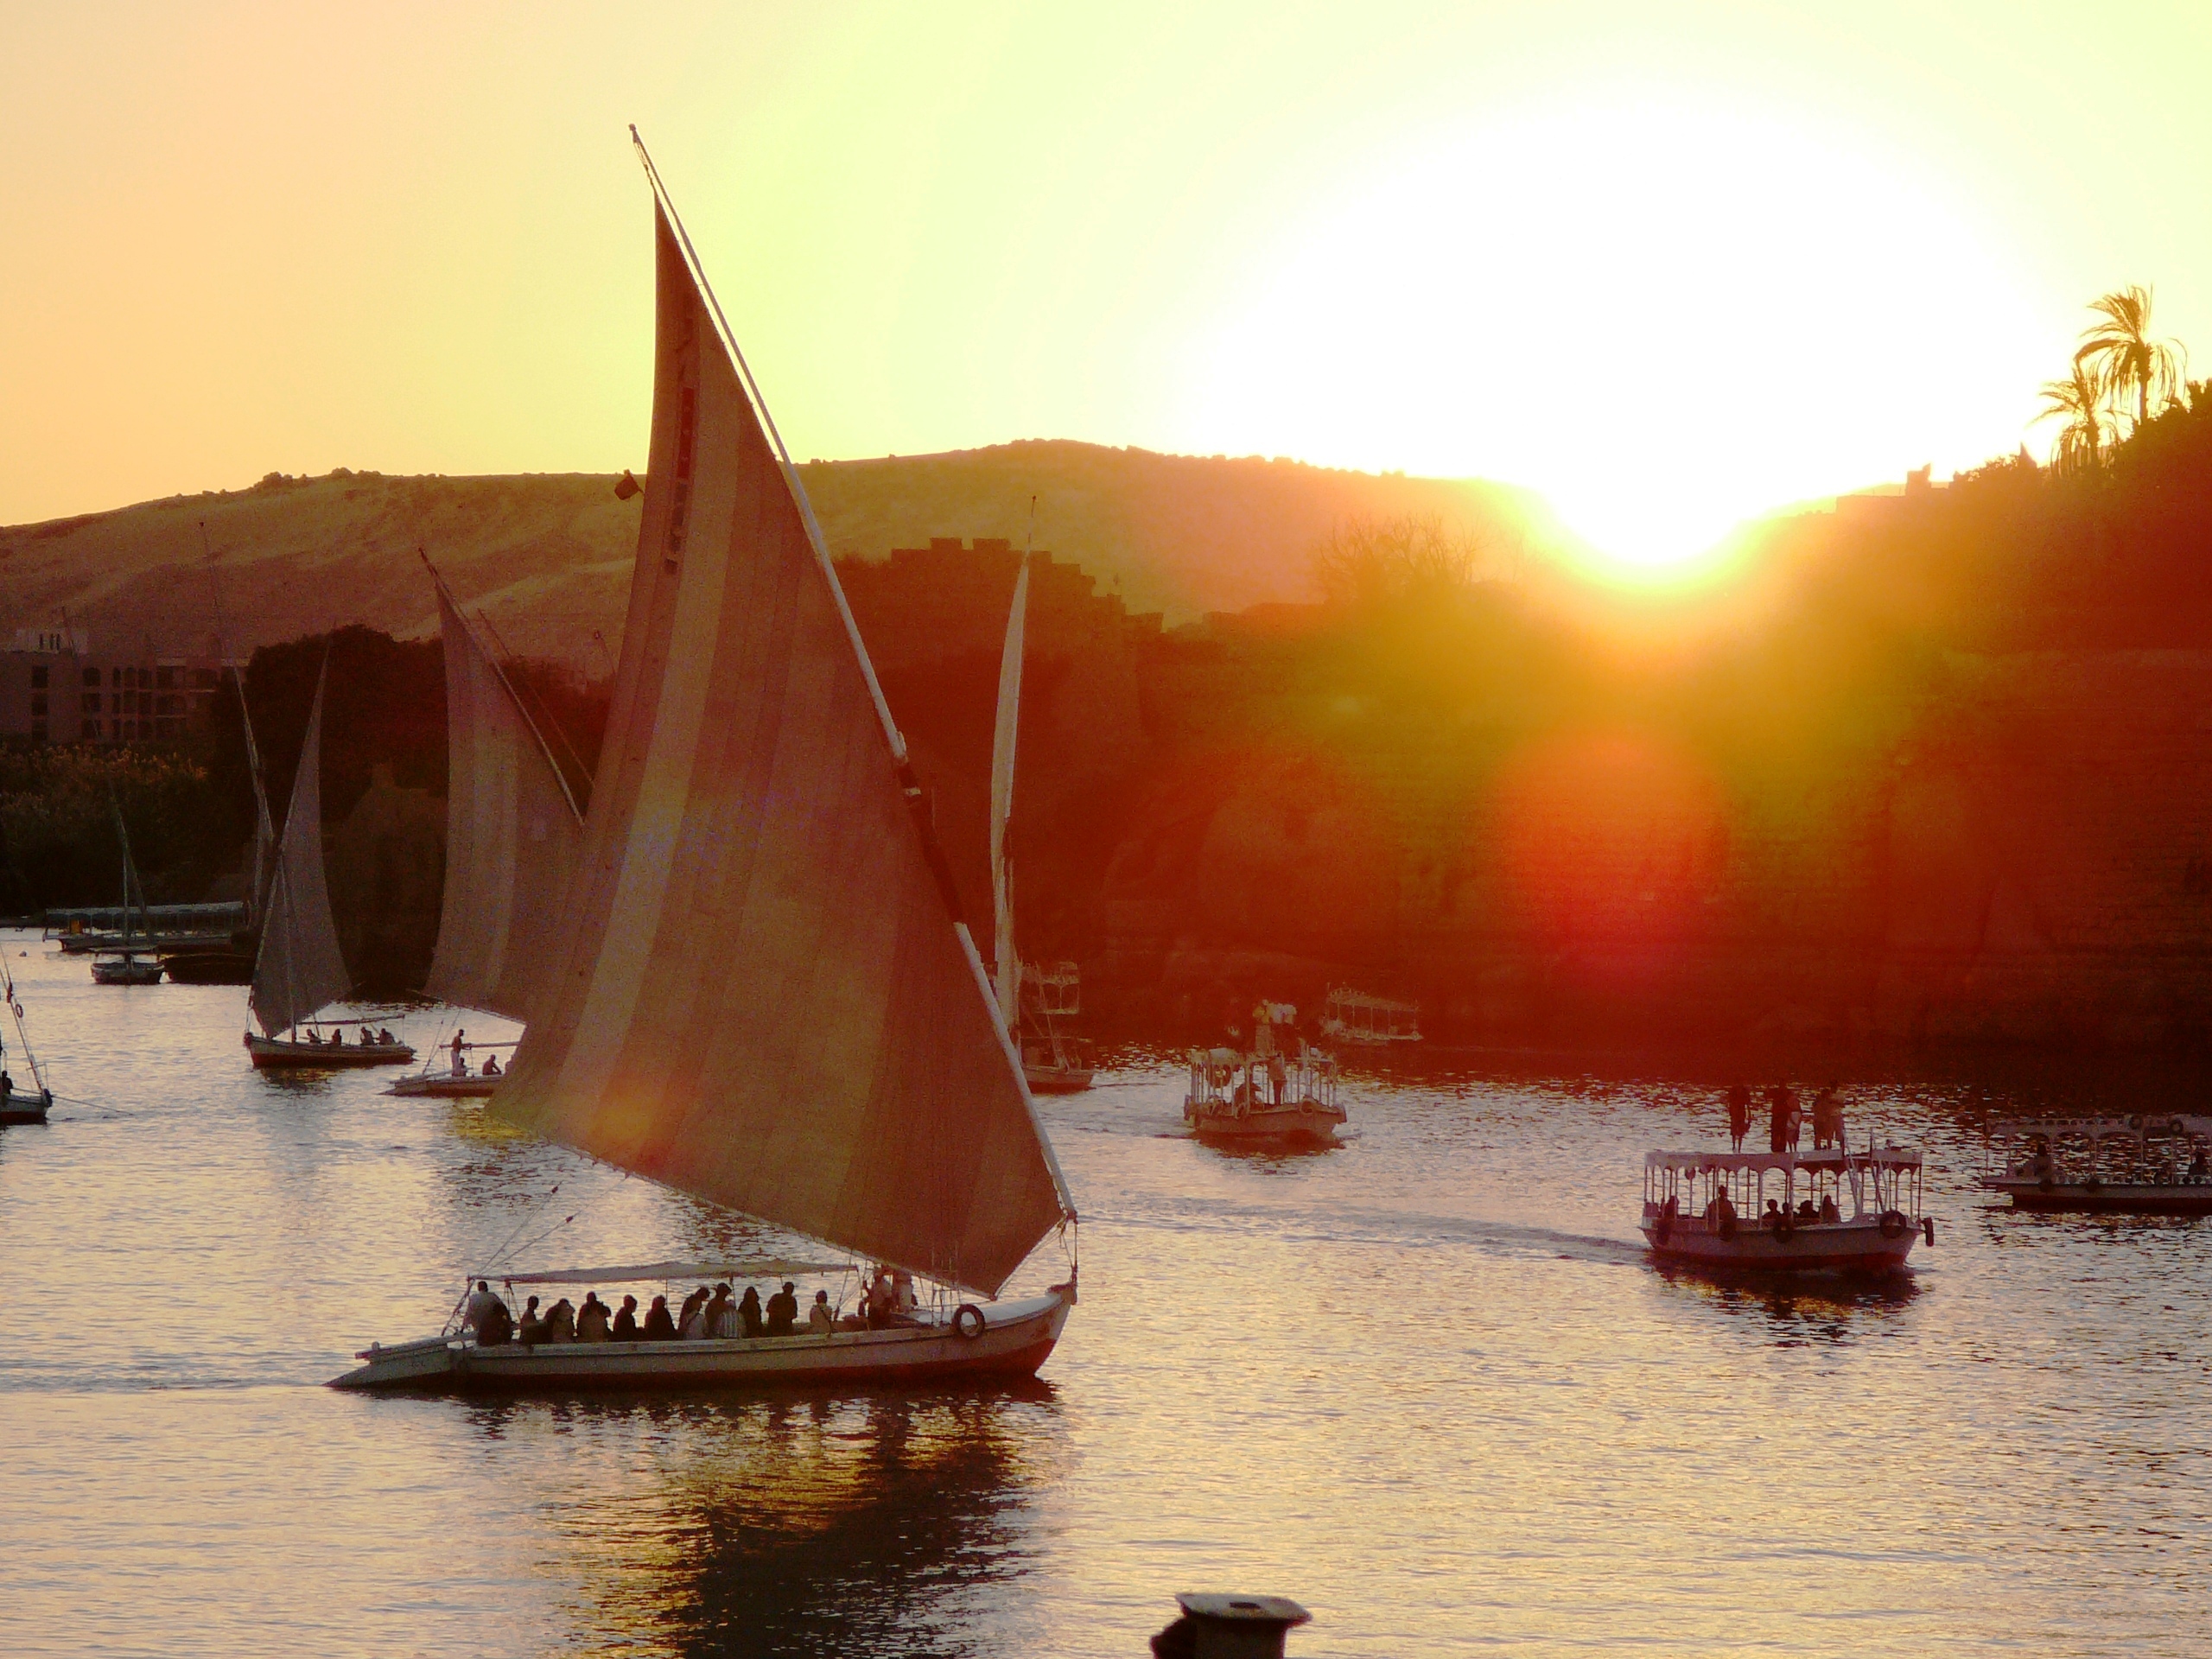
xmin=242 ymin=661 xmax=414 ymax=1069
xmin=334 ymin=135 xmax=1077 ymax=1392
xmin=990 ymin=547 xmax=1094 ymax=1093
xmin=90 ymin=792 xmax=166 ymax=985
xmin=390 ymin=560 xmax=587 ymax=1098
xmin=0 ymin=952 xmax=54 ymax=1126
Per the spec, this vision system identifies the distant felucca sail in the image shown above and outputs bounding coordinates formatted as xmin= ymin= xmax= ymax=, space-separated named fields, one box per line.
xmin=250 ymin=664 xmax=350 ymax=1039
xmin=243 ymin=661 xmax=416 ymax=1071
xmin=493 ymin=173 xmax=1074 ymax=1298
xmin=989 ymin=553 xmax=1029 ymax=1030
xmin=423 ymin=574 xmax=585 ymax=1020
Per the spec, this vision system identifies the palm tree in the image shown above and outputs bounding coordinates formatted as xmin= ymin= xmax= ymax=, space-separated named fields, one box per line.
xmin=2075 ymin=285 xmax=2186 ymax=432
xmin=2036 ymin=363 xmax=2105 ymax=476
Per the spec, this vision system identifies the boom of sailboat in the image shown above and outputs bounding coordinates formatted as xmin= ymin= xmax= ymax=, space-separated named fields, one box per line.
xmin=336 ymin=133 xmax=1077 ymax=1391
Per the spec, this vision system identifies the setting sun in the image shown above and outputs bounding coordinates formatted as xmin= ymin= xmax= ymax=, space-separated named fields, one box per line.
xmin=1180 ymin=94 xmax=2045 ymax=574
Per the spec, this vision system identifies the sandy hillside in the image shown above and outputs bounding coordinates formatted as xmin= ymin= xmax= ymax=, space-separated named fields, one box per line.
xmin=0 ymin=442 xmax=1533 ymax=664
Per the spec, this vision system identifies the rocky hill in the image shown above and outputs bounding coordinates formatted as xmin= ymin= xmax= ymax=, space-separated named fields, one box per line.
xmin=0 ymin=442 xmax=1533 ymax=663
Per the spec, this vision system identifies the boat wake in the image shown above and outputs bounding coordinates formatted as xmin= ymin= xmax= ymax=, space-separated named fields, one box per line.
xmin=1082 ymin=1196 xmax=1645 ymax=1270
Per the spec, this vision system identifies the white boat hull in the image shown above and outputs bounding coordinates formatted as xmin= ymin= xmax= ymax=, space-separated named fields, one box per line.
xmin=331 ymin=1286 xmax=1075 ymax=1393
xmin=1641 ymin=1212 xmax=1922 ymax=1274
xmin=388 ymin=1073 xmax=500 ymax=1097
xmin=1186 ymin=1099 xmax=1346 ymax=1146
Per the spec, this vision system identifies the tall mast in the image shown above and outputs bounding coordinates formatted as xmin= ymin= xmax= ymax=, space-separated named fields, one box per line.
xmin=203 ymin=521 xmax=275 ymax=927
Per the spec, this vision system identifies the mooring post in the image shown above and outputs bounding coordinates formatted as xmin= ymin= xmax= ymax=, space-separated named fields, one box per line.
xmin=1149 ymin=1592 xmax=1311 ymax=1659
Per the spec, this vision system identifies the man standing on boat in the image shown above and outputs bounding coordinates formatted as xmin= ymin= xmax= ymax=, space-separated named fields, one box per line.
xmin=1726 ymin=1084 xmax=1751 ymax=1152
xmin=450 ymin=1028 xmax=467 ymax=1078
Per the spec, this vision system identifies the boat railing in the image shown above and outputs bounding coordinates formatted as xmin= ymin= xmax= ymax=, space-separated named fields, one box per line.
xmin=1186 ymin=1044 xmax=1338 ymax=1114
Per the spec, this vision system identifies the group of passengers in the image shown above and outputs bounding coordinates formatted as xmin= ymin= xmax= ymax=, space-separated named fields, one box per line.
xmin=1696 ymin=1185 xmax=1841 ymax=1230
xmin=1723 ymin=1083 xmax=1847 ymax=1154
xmin=447 ymin=1030 xmax=503 ymax=1078
xmin=461 ymin=1277 xmax=851 ymax=1346
xmin=302 ymin=1025 xmax=395 ymax=1048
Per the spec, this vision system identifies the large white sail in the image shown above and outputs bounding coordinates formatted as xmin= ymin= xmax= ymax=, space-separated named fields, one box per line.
xmin=423 ymin=581 xmax=584 ymax=1020
xmin=250 ymin=664 xmax=351 ymax=1036
xmin=493 ymin=188 xmax=1072 ymax=1297
xmin=989 ymin=556 xmax=1029 ymax=1030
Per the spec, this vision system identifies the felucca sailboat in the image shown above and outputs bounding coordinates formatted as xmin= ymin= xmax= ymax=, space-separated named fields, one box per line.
xmin=335 ymin=137 xmax=1077 ymax=1392
xmin=390 ymin=563 xmax=586 ymax=1096
xmin=990 ymin=554 xmax=1094 ymax=1092
xmin=242 ymin=663 xmax=415 ymax=1069
xmin=89 ymin=794 xmax=165 ymax=985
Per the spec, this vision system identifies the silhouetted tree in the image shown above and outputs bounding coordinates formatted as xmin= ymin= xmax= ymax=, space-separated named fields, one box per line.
xmin=2076 ymin=284 xmax=2186 ymax=433
xmin=2036 ymin=362 xmax=2107 ymax=476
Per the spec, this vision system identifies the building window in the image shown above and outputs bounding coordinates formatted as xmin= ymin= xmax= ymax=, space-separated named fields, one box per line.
xmin=190 ymin=668 xmax=218 ymax=690
xmin=156 ymin=694 xmax=184 ymax=716
xmin=82 ymin=667 xmax=100 ymax=688
xmin=30 ymin=666 xmax=48 ymax=689
xmin=81 ymin=692 xmax=101 ymax=714
xmin=81 ymin=719 xmax=100 ymax=740
xmin=156 ymin=666 xmax=177 ymax=690
xmin=111 ymin=668 xmax=121 ymax=687
xmin=30 ymin=722 xmax=46 ymax=744
xmin=29 ymin=693 xmax=47 ymax=717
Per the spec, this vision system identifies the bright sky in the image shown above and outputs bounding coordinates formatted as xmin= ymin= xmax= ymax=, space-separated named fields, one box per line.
xmin=3 ymin=2 xmax=2209 ymax=569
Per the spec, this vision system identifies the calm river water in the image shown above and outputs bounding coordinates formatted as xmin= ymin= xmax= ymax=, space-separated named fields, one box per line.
xmin=1 ymin=929 xmax=2206 ymax=1656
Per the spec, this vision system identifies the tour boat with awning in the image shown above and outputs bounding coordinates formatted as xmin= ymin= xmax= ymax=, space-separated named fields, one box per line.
xmin=1640 ymin=1146 xmax=1930 ymax=1274
xmin=1185 ymin=1003 xmax=1347 ymax=1146
xmin=334 ymin=135 xmax=1078 ymax=1395
xmin=1979 ymin=1114 xmax=2212 ymax=1213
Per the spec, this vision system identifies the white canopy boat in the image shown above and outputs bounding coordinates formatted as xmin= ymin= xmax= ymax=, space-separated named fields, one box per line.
xmin=1640 ymin=1146 xmax=1930 ymax=1274
xmin=1185 ymin=1002 xmax=1347 ymax=1146
xmin=1319 ymin=986 xmax=1421 ymax=1045
xmin=334 ymin=136 xmax=1077 ymax=1394
xmin=242 ymin=661 xmax=414 ymax=1070
xmin=987 ymin=547 xmax=1095 ymax=1094
xmin=1978 ymin=1114 xmax=2212 ymax=1213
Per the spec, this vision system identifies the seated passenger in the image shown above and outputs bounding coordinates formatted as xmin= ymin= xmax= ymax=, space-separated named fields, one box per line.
xmin=680 ymin=1288 xmax=710 ymax=1339
xmin=808 ymin=1289 xmax=836 ymax=1333
xmin=736 ymin=1285 xmax=765 ymax=1338
xmin=463 ymin=1279 xmax=503 ymax=1336
xmin=1819 ymin=1193 xmax=1841 ymax=1224
xmin=1796 ymin=1198 xmax=1817 ymax=1222
xmin=478 ymin=1298 xmax=514 ymax=1345
xmin=575 ymin=1293 xmax=611 ymax=1342
xmin=1762 ymin=1199 xmax=1783 ymax=1232
xmin=517 ymin=1295 xmax=544 ymax=1345
xmin=641 ymin=1294 xmax=677 ymax=1340
xmin=611 ymin=1294 xmax=639 ymax=1341
xmin=865 ymin=1269 xmax=896 ymax=1329
xmin=1713 ymin=1188 xmax=1738 ymax=1228
xmin=306 ymin=1028 xmax=321 ymax=1046
xmin=891 ymin=1270 xmax=918 ymax=1315
xmin=378 ymin=1027 xmax=396 ymax=1045
xmin=765 ymin=1281 xmax=798 ymax=1336
xmin=542 ymin=1298 xmax=576 ymax=1343
xmin=702 ymin=1285 xmax=734 ymax=1338
xmin=483 ymin=1055 xmax=501 ymax=1077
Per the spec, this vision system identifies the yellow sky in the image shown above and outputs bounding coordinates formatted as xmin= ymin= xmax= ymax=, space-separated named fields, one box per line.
xmin=3 ymin=2 xmax=2208 ymax=566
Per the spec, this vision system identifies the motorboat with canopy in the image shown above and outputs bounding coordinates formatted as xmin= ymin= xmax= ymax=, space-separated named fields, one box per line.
xmin=335 ymin=135 xmax=1077 ymax=1393
xmin=1641 ymin=1143 xmax=1931 ymax=1273
xmin=1184 ymin=1001 xmax=1347 ymax=1146
xmin=390 ymin=559 xmax=587 ymax=1099
xmin=1319 ymin=986 xmax=1421 ymax=1045
xmin=988 ymin=549 xmax=1095 ymax=1093
xmin=1978 ymin=1113 xmax=2212 ymax=1212
xmin=242 ymin=661 xmax=414 ymax=1069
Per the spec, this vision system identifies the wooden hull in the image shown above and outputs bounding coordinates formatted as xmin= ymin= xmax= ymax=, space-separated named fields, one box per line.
xmin=91 ymin=957 xmax=165 ymax=985
xmin=330 ymin=1287 xmax=1074 ymax=1394
xmin=0 ymin=1090 xmax=51 ymax=1127
xmin=1187 ymin=1100 xmax=1346 ymax=1146
xmin=388 ymin=1073 xmax=500 ymax=1097
xmin=1641 ymin=1214 xmax=1920 ymax=1274
xmin=245 ymin=1032 xmax=416 ymax=1070
xmin=1981 ymin=1177 xmax=2212 ymax=1214
xmin=1024 ymin=1065 xmax=1094 ymax=1094
xmin=161 ymin=950 xmax=256 ymax=985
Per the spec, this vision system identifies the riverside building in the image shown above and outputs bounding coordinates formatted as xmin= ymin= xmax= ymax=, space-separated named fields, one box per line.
xmin=0 ymin=627 xmax=239 ymax=745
